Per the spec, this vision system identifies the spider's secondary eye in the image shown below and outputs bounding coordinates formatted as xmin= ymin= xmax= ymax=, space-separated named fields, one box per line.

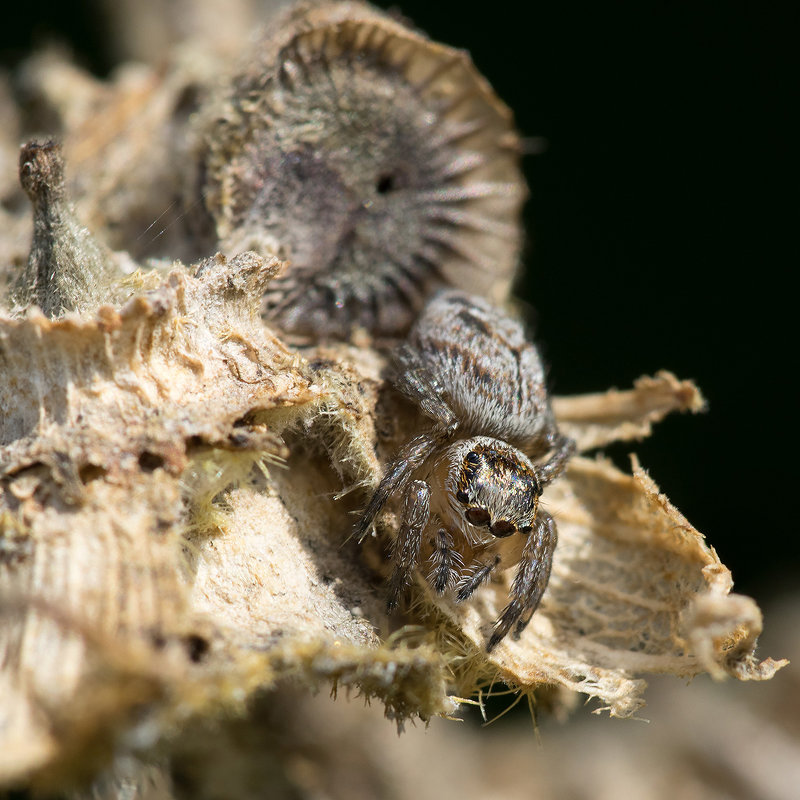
xmin=455 ymin=490 xmax=469 ymax=503
xmin=465 ymin=507 xmax=491 ymax=527
xmin=490 ymin=520 xmax=516 ymax=537
xmin=465 ymin=451 xmax=481 ymax=465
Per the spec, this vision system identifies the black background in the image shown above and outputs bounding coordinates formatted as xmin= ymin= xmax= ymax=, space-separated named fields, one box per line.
xmin=1 ymin=1 xmax=796 ymax=602
xmin=381 ymin=2 xmax=798 ymax=605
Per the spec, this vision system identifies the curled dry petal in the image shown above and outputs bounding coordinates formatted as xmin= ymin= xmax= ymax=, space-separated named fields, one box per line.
xmin=552 ymin=370 xmax=706 ymax=452
xmin=435 ymin=454 xmax=786 ymax=717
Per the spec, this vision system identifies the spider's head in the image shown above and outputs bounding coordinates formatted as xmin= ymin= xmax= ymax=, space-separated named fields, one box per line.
xmin=442 ymin=437 xmax=542 ymax=537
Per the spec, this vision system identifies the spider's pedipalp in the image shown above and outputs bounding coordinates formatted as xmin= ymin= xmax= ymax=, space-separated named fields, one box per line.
xmin=487 ymin=508 xmax=558 ymax=652
xmin=428 ymin=527 xmax=461 ymax=594
xmin=455 ymin=556 xmax=501 ymax=603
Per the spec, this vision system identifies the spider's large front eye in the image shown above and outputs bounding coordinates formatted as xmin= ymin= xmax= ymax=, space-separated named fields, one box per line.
xmin=489 ymin=520 xmax=516 ymax=537
xmin=465 ymin=507 xmax=491 ymax=527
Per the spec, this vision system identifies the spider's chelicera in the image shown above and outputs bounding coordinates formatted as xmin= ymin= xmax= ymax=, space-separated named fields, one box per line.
xmin=357 ymin=290 xmax=574 ymax=651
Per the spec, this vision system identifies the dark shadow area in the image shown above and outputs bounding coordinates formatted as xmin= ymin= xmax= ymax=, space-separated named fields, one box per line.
xmin=0 ymin=1 xmax=114 ymax=74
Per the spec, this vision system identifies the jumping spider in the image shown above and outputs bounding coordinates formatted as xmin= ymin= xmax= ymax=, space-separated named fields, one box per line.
xmin=357 ymin=290 xmax=574 ymax=651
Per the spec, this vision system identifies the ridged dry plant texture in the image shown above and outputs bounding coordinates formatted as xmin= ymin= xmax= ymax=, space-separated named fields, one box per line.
xmin=199 ymin=0 xmax=525 ymax=338
xmin=0 ymin=0 xmax=788 ymax=795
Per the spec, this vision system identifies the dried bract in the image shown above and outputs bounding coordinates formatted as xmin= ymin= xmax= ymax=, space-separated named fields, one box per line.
xmin=199 ymin=0 xmax=525 ymax=338
xmin=0 ymin=253 xmax=416 ymax=788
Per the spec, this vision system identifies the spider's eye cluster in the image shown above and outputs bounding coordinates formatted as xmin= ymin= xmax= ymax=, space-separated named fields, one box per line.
xmin=453 ymin=447 xmax=534 ymax=538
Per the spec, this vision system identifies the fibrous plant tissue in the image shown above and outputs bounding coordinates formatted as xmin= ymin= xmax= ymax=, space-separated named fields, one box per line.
xmin=0 ymin=1 xmax=786 ymax=795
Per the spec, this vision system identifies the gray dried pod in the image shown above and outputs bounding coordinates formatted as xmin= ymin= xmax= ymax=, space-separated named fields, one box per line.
xmin=200 ymin=0 xmax=526 ymax=338
xmin=11 ymin=141 xmax=121 ymax=317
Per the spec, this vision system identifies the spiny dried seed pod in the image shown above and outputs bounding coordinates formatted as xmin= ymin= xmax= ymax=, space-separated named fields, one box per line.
xmin=200 ymin=0 xmax=526 ymax=338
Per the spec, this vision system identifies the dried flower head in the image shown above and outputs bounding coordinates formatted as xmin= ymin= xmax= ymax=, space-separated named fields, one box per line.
xmin=199 ymin=0 xmax=526 ymax=338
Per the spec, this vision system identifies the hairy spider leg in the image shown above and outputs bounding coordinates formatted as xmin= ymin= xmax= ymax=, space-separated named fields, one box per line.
xmin=392 ymin=344 xmax=459 ymax=430
xmin=487 ymin=508 xmax=557 ymax=652
xmin=355 ymin=347 xmax=459 ymax=544
xmin=428 ymin=526 xmax=461 ymax=594
xmin=537 ymin=434 xmax=576 ymax=485
xmin=356 ymin=430 xmax=441 ymax=542
xmin=455 ymin=555 xmax=502 ymax=602
xmin=386 ymin=480 xmax=431 ymax=611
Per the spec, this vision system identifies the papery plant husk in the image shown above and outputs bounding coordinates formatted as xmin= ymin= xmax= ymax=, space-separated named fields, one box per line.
xmin=0 ymin=0 xmax=786 ymax=793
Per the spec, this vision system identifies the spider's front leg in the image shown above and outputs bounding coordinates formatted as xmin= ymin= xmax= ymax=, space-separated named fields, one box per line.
xmin=356 ymin=344 xmax=458 ymax=544
xmin=537 ymin=433 xmax=575 ymax=486
xmin=355 ymin=431 xmax=441 ymax=543
xmin=487 ymin=508 xmax=558 ymax=652
xmin=386 ymin=480 xmax=431 ymax=612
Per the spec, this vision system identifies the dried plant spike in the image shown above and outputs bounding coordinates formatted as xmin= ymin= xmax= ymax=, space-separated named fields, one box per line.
xmin=11 ymin=141 xmax=120 ymax=318
xmin=553 ymin=371 xmax=707 ymax=452
xmin=200 ymin=0 xmax=526 ymax=338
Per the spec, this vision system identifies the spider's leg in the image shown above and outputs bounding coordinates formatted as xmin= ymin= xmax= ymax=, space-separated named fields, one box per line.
xmin=387 ymin=480 xmax=431 ymax=612
xmin=537 ymin=434 xmax=575 ymax=486
xmin=355 ymin=430 xmax=439 ymax=542
xmin=393 ymin=345 xmax=458 ymax=432
xmin=487 ymin=508 xmax=557 ymax=652
xmin=455 ymin=555 xmax=501 ymax=602
xmin=428 ymin=526 xmax=461 ymax=594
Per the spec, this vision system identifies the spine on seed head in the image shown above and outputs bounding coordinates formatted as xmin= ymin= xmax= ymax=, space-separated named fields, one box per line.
xmin=12 ymin=140 xmax=121 ymax=318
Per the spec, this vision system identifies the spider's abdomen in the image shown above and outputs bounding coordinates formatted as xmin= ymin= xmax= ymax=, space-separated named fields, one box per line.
xmin=410 ymin=290 xmax=555 ymax=448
